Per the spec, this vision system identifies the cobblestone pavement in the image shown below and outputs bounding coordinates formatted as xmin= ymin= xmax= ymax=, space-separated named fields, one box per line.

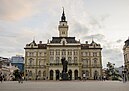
xmin=0 ymin=81 xmax=129 ymax=91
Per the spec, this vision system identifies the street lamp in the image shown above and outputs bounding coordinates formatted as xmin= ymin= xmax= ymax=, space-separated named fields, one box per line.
xmin=122 ymin=65 xmax=127 ymax=83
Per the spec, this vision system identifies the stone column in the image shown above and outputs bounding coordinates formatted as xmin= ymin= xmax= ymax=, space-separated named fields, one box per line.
xmin=66 ymin=49 xmax=68 ymax=60
xmin=60 ymin=49 xmax=62 ymax=59
xmin=53 ymin=70 xmax=56 ymax=80
xmin=72 ymin=50 xmax=74 ymax=63
xmin=72 ymin=71 xmax=74 ymax=80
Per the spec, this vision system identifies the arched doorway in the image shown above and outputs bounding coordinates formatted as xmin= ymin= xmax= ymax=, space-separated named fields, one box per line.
xmin=50 ymin=70 xmax=53 ymax=80
xmin=38 ymin=70 xmax=41 ymax=80
xmin=86 ymin=70 xmax=89 ymax=79
xmin=68 ymin=70 xmax=72 ymax=80
xmin=55 ymin=70 xmax=60 ymax=80
xmin=74 ymin=70 xmax=78 ymax=80
xmin=43 ymin=71 xmax=46 ymax=80
xmin=82 ymin=70 xmax=86 ymax=80
xmin=94 ymin=70 xmax=98 ymax=80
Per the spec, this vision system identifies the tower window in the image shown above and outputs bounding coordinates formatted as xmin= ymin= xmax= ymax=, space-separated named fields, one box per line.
xmin=62 ymin=31 xmax=65 ymax=34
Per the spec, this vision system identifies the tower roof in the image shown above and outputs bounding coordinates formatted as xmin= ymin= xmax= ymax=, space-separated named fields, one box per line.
xmin=61 ymin=8 xmax=66 ymax=21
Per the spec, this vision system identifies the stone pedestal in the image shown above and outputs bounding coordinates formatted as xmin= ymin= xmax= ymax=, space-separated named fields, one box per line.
xmin=61 ymin=72 xmax=68 ymax=80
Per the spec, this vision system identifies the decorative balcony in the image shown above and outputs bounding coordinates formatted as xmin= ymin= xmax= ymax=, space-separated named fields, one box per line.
xmin=47 ymin=63 xmax=79 ymax=66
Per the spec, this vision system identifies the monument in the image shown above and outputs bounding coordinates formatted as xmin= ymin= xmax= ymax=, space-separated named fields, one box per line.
xmin=61 ymin=57 xmax=68 ymax=80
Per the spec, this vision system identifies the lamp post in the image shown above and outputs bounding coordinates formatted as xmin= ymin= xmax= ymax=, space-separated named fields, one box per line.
xmin=122 ymin=65 xmax=127 ymax=83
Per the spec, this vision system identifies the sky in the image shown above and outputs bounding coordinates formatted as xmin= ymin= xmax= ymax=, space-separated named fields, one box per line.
xmin=0 ymin=0 xmax=129 ymax=68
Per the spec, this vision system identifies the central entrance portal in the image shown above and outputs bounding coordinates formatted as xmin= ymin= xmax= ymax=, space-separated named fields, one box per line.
xmin=56 ymin=70 xmax=60 ymax=80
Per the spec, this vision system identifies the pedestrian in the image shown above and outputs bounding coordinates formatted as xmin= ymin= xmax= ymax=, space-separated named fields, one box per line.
xmin=21 ymin=76 xmax=24 ymax=83
xmin=103 ymin=75 xmax=106 ymax=81
xmin=18 ymin=73 xmax=22 ymax=83
xmin=83 ymin=73 xmax=86 ymax=81
xmin=0 ymin=75 xmax=3 ymax=83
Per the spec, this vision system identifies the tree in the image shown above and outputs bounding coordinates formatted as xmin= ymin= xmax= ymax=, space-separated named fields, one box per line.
xmin=106 ymin=62 xmax=121 ymax=80
xmin=13 ymin=69 xmax=20 ymax=81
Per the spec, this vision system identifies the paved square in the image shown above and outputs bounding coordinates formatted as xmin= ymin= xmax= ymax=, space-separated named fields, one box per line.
xmin=0 ymin=81 xmax=129 ymax=91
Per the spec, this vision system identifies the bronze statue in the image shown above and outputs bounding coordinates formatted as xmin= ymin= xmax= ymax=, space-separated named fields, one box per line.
xmin=61 ymin=57 xmax=68 ymax=73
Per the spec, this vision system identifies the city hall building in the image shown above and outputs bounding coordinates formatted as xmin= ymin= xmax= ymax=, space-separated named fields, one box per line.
xmin=24 ymin=10 xmax=102 ymax=80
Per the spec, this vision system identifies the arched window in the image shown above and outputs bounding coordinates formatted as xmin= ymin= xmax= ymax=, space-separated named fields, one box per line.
xmin=50 ymin=70 xmax=54 ymax=80
xmin=74 ymin=70 xmax=78 ymax=80
xmin=74 ymin=57 xmax=77 ymax=63
xmin=83 ymin=59 xmax=88 ymax=66
xmin=29 ymin=71 xmax=32 ymax=77
xmin=38 ymin=71 xmax=41 ymax=77
xmin=93 ymin=58 xmax=97 ymax=66
xmin=56 ymin=57 xmax=59 ymax=64
xmin=43 ymin=71 xmax=46 ymax=77
xmin=39 ymin=59 xmax=41 ymax=66
xmin=62 ymin=49 xmax=66 ymax=55
xmin=68 ymin=57 xmax=71 ymax=63
xmin=29 ymin=58 xmax=33 ymax=66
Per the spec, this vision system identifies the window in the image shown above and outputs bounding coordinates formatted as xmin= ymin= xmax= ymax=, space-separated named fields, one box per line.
xmin=83 ymin=59 xmax=88 ymax=65
xmin=29 ymin=58 xmax=33 ymax=66
xmin=43 ymin=71 xmax=46 ymax=77
xmin=50 ymin=50 xmax=54 ymax=55
xmin=68 ymin=50 xmax=72 ymax=55
xmin=39 ymin=59 xmax=41 ymax=66
xmin=68 ymin=57 xmax=72 ymax=63
xmin=93 ymin=58 xmax=97 ymax=66
xmin=56 ymin=50 xmax=60 ymax=55
xmin=74 ymin=50 xmax=78 ymax=55
xmin=93 ymin=52 xmax=97 ymax=56
xmin=74 ymin=57 xmax=77 ymax=63
xmin=86 ymin=70 xmax=89 ymax=76
xmin=43 ymin=59 xmax=46 ymax=65
xmin=29 ymin=71 xmax=32 ymax=77
xmin=56 ymin=57 xmax=60 ymax=64
xmin=62 ymin=49 xmax=66 ymax=55
xmin=39 ymin=52 xmax=42 ymax=56
xmin=124 ymin=54 xmax=128 ymax=62
xmin=62 ymin=31 xmax=65 ymax=34
xmin=50 ymin=57 xmax=54 ymax=63
xmin=38 ymin=71 xmax=41 ymax=77
xmin=85 ymin=52 xmax=88 ymax=56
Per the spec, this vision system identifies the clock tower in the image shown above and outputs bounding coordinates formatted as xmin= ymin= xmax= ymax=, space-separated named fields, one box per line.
xmin=58 ymin=8 xmax=68 ymax=37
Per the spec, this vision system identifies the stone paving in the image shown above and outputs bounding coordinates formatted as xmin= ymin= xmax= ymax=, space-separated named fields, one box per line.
xmin=0 ymin=81 xmax=129 ymax=91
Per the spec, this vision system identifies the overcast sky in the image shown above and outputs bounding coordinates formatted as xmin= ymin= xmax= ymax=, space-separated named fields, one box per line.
xmin=0 ymin=0 xmax=129 ymax=68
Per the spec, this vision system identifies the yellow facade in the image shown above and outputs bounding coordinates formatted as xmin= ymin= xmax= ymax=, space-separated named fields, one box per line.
xmin=24 ymin=10 xmax=102 ymax=80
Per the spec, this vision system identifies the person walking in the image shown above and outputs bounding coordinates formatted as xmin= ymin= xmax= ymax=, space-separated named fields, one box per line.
xmin=0 ymin=74 xmax=3 ymax=83
xmin=83 ymin=73 xmax=86 ymax=81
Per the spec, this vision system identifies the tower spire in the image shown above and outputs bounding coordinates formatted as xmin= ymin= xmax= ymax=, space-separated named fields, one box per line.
xmin=58 ymin=8 xmax=68 ymax=37
xmin=61 ymin=7 xmax=66 ymax=21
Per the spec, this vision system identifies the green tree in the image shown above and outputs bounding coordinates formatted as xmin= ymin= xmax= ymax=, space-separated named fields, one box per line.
xmin=13 ymin=69 xmax=20 ymax=81
xmin=106 ymin=62 xmax=121 ymax=80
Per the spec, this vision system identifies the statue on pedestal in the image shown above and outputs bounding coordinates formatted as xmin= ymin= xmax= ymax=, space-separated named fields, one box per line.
xmin=61 ymin=57 xmax=68 ymax=73
xmin=61 ymin=57 xmax=68 ymax=80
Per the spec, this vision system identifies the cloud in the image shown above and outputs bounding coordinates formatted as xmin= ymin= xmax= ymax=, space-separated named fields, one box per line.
xmin=0 ymin=0 xmax=34 ymax=21
xmin=116 ymin=39 xmax=123 ymax=43
xmin=82 ymin=34 xmax=105 ymax=43
xmin=71 ymin=21 xmax=89 ymax=35
xmin=102 ymin=46 xmax=124 ymax=67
